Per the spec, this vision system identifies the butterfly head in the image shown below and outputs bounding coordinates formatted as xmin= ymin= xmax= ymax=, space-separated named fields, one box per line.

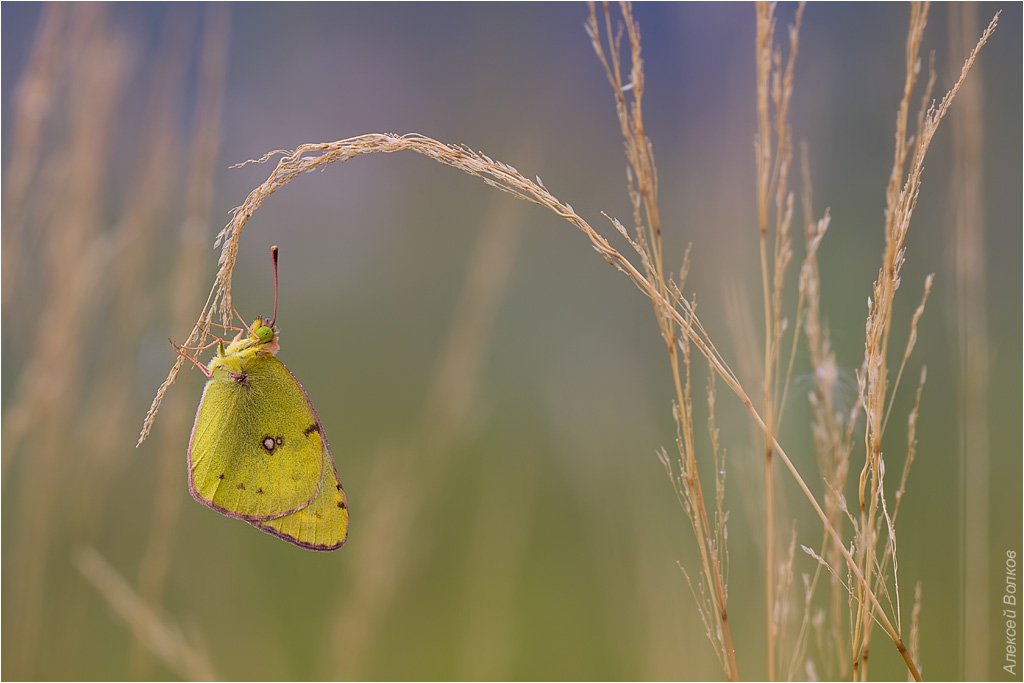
xmin=249 ymin=316 xmax=279 ymax=353
xmin=252 ymin=317 xmax=275 ymax=343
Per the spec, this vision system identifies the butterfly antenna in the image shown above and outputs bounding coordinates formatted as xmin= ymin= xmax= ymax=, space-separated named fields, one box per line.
xmin=269 ymin=245 xmax=280 ymax=327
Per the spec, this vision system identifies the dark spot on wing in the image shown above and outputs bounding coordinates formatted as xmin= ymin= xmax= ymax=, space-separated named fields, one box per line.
xmin=217 ymin=473 xmax=225 ymax=480
xmin=237 ymin=483 xmax=245 ymax=490
xmin=303 ymin=423 xmax=321 ymax=437
xmin=337 ymin=500 xmax=347 ymax=509
xmin=257 ymin=487 xmax=264 ymax=494
xmin=335 ymin=483 xmax=343 ymax=491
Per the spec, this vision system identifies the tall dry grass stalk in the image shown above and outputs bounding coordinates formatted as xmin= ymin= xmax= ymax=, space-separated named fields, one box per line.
xmin=74 ymin=10 xmax=188 ymax=538
xmin=73 ymin=547 xmax=217 ymax=680
xmin=753 ymin=5 xmax=804 ymax=677
xmin=2 ymin=6 xmax=230 ymax=679
xmin=587 ymin=1 xmax=736 ymax=676
xmin=947 ymin=4 xmax=991 ymax=678
xmin=795 ymin=142 xmax=859 ymax=680
xmin=847 ymin=5 xmax=998 ymax=680
xmin=908 ymin=581 xmax=923 ymax=682
xmin=133 ymin=4 xmax=1000 ymax=680
xmin=4 ymin=8 xmax=133 ymax=673
xmin=131 ymin=8 xmax=231 ymax=677
xmin=1 ymin=4 xmax=65 ymax=317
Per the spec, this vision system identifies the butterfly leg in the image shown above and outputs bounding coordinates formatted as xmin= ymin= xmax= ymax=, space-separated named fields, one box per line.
xmin=169 ymin=338 xmax=215 ymax=378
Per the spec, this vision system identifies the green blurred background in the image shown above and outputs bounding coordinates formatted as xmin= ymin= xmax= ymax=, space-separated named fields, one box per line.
xmin=2 ymin=3 xmax=1020 ymax=680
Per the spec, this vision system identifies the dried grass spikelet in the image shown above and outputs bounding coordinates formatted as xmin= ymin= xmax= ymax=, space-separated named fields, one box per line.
xmin=590 ymin=0 xmax=741 ymax=674
xmin=796 ymin=145 xmax=859 ymax=680
xmin=137 ymin=132 xmax=671 ymax=442
xmin=852 ymin=4 xmax=999 ymax=680
xmin=589 ymin=1 xmax=738 ymax=675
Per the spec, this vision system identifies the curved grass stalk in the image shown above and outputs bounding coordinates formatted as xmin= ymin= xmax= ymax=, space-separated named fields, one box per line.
xmin=138 ymin=130 xmax=919 ymax=678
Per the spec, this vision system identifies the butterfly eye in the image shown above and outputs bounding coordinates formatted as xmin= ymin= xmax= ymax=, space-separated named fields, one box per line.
xmin=255 ymin=325 xmax=274 ymax=343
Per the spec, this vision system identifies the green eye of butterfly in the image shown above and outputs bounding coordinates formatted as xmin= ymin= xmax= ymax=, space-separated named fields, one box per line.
xmin=187 ymin=245 xmax=349 ymax=551
xmin=255 ymin=325 xmax=274 ymax=343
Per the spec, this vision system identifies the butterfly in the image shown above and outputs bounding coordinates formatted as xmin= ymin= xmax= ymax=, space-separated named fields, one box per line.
xmin=181 ymin=246 xmax=348 ymax=551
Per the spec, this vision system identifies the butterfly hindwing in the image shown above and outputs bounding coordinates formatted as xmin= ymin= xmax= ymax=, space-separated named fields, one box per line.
xmin=249 ymin=448 xmax=349 ymax=551
xmin=188 ymin=353 xmax=324 ymax=521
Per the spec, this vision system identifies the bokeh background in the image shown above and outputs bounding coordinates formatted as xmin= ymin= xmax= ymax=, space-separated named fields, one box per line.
xmin=2 ymin=3 xmax=1020 ymax=680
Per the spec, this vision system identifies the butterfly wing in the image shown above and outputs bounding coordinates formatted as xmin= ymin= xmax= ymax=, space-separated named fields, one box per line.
xmin=188 ymin=354 xmax=325 ymax=521
xmin=249 ymin=450 xmax=349 ymax=551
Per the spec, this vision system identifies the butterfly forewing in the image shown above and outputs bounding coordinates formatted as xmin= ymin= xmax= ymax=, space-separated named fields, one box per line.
xmin=188 ymin=354 xmax=325 ymax=521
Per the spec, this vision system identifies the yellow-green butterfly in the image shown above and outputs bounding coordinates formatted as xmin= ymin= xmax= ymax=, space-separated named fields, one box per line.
xmin=185 ymin=246 xmax=348 ymax=551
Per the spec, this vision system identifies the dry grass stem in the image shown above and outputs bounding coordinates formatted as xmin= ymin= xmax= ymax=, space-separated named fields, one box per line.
xmin=0 ymin=9 xmax=238 ymax=678
xmin=589 ymin=1 xmax=736 ymax=676
xmin=800 ymin=144 xmax=858 ymax=679
xmin=4 ymin=9 xmax=134 ymax=672
xmin=2 ymin=4 xmax=66 ymax=313
xmin=774 ymin=527 xmax=798 ymax=673
xmin=76 ymin=10 xmax=188 ymax=538
xmin=74 ymin=547 xmax=217 ymax=681
xmin=130 ymin=6 xmax=1000 ymax=681
xmin=908 ymin=581 xmax=923 ymax=681
xmin=754 ymin=5 xmax=805 ymax=676
xmin=880 ymin=275 xmax=933 ymax=435
xmin=948 ymin=4 xmax=992 ymax=677
xmin=852 ymin=5 xmax=998 ymax=679
xmin=131 ymin=8 xmax=231 ymax=677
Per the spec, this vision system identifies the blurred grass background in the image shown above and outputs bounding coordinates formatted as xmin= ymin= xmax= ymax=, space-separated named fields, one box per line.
xmin=2 ymin=3 xmax=1020 ymax=680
